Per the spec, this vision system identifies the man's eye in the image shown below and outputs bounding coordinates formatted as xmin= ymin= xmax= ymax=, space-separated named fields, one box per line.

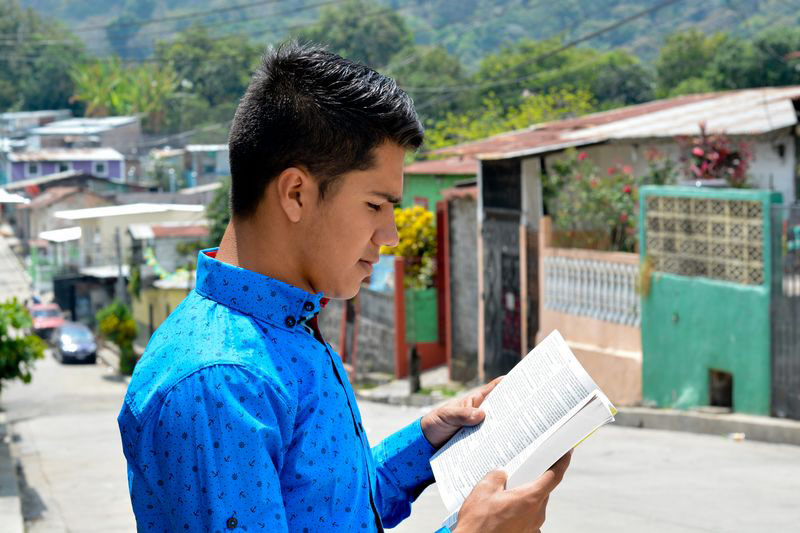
xmin=367 ymin=202 xmax=381 ymax=211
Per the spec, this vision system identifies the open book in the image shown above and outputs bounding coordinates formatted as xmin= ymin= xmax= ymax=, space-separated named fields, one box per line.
xmin=430 ymin=330 xmax=617 ymax=529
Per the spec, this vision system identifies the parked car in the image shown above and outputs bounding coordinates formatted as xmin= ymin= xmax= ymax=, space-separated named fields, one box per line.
xmin=51 ymin=322 xmax=97 ymax=364
xmin=29 ymin=302 xmax=65 ymax=339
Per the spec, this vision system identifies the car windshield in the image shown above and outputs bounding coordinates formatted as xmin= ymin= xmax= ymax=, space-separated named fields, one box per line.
xmin=33 ymin=309 xmax=60 ymax=318
xmin=61 ymin=326 xmax=93 ymax=342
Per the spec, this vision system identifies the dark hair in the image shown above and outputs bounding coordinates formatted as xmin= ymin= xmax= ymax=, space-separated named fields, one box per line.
xmin=228 ymin=42 xmax=424 ymax=217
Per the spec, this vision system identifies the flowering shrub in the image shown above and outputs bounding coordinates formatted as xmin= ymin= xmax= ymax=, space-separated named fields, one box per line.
xmin=380 ymin=205 xmax=436 ymax=289
xmin=545 ymin=149 xmax=677 ymax=252
xmin=677 ymin=123 xmax=752 ymax=187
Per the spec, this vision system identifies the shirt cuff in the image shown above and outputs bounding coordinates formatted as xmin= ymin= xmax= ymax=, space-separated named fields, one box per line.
xmin=374 ymin=417 xmax=437 ymax=492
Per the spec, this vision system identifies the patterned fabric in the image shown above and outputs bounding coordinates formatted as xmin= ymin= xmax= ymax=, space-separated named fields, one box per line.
xmin=118 ymin=248 xmax=450 ymax=532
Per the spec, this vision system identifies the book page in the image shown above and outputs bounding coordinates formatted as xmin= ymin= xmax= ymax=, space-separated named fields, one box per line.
xmin=430 ymin=330 xmax=607 ymax=513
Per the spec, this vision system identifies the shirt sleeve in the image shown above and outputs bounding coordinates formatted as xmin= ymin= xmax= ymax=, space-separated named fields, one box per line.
xmin=371 ymin=417 xmax=438 ymax=528
xmin=132 ymin=364 xmax=295 ymax=532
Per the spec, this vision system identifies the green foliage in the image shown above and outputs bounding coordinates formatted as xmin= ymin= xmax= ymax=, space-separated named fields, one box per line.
xmin=0 ymin=298 xmax=46 ymax=394
xmin=386 ymin=45 xmax=468 ymax=122
xmin=380 ymin=206 xmax=436 ymax=289
xmin=295 ymin=0 xmax=413 ymax=67
xmin=70 ymin=58 xmax=177 ymax=132
xmin=545 ymin=149 xmax=677 ymax=252
xmin=96 ymin=300 xmax=137 ymax=375
xmin=425 ymin=88 xmax=593 ymax=150
xmin=155 ymin=26 xmax=259 ymax=107
xmin=655 ymin=29 xmax=726 ymax=96
xmin=0 ymin=0 xmax=87 ymax=111
xmin=206 ymin=177 xmax=231 ymax=249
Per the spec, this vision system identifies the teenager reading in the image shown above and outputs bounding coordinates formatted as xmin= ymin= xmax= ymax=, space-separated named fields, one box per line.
xmin=118 ymin=42 xmax=570 ymax=533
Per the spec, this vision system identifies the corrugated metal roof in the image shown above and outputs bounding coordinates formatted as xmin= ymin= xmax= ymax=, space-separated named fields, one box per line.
xmin=28 ymin=116 xmax=137 ymax=136
xmin=434 ymin=87 xmax=800 ymax=161
xmin=17 ymin=186 xmax=80 ymax=210
xmin=185 ymin=144 xmax=228 ymax=152
xmin=0 ymin=188 xmax=29 ymax=204
xmin=55 ymin=203 xmax=204 ymax=220
xmin=39 ymin=226 xmax=81 ymax=243
xmin=404 ymin=156 xmax=478 ymax=175
xmin=9 ymin=147 xmax=124 ymax=162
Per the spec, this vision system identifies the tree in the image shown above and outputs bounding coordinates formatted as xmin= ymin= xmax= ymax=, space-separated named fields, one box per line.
xmin=0 ymin=298 xmax=46 ymax=394
xmin=294 ymin=0 xmax=413 ymax=67
xmin=655 ymin=29 xmax=726 ymax=95
xmin=206 ymin=177 xmax=231 ymax=249
xmin=155 ymin=27 xmax=260 ymax=108
xmin=70 ymin=58 xmax=177 ymax=133
xmin=385 ymin=45 xmax=468 ymax=122
xmin=425 ymin=88 xmax=593 ymax=150
xmin=0 ymin=0 xmax=86 ymax=111
xmin=96 ymin=300 xmax=138 ymax=375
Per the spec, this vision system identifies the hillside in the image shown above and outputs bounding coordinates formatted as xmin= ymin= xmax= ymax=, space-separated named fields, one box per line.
xmin=19 ymin=0 xmax=800 ymax=68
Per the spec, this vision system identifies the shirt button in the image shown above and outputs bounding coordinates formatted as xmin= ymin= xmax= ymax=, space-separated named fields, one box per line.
xmin=303 ymin=301 xmax=314 ymax=312
xmin=226 ymin=517 xmax=238 ymax=529
xmin=285 ymin=316 xmax=296 ymax=328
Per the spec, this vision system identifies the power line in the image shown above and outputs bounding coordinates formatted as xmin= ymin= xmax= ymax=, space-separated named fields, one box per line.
xmin=407 ymin=0 xmax=684 ymax=95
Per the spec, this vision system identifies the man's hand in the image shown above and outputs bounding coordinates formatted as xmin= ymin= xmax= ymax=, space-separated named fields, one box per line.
xmin=420 ymin=376 xmax=502 ymax=449
xmin=453 ymin=451 xmax=572 ymax=533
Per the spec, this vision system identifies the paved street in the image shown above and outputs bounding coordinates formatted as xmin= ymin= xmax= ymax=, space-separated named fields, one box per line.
xmin=1 ymin=347 xmax=799 ymax=532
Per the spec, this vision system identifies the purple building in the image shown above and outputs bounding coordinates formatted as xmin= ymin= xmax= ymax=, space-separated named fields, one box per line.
xmin=6 ymin=148 xmax=125 ymax=183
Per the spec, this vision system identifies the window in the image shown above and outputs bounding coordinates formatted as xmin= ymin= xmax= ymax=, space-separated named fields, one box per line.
xmin=58 ymin=162 xmax=70 ymax=173
xmin=203 ymin=164 xmax=216 ymax=175
xmin=27 ymin=163 xmax=40 ymax=177
xmin=93 ymin=161 xmax=107 ymax=176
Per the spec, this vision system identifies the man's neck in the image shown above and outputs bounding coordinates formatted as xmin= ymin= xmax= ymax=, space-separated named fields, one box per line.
xmin=215 ymin=218 xmax=316 ymax=294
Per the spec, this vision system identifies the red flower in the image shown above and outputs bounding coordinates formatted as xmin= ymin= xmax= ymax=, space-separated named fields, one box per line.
xmin=620 ymin=213 xmax=628 ymax=223
xmin=622 ymin=165 xmax=633 ymax=174
xmin=607 ymin=167 xmax=615 ymax=175
xmin=692 ymin=147 xmax=704 ymax=157
xmin=623 ymin=184 xmax=632 ymax=194
xmin=590 ymin=178 xmax=598 ymax=188
xmin=577 ymin=152 xmax=588 ymax=161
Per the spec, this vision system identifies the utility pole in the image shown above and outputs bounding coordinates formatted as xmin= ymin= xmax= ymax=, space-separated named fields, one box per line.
xmin=114 ymin=227 xmax=126 ymax=304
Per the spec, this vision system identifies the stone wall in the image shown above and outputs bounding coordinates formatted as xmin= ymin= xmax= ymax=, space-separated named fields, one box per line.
xmin=316 ymin=289 xmax=397 ymax=376
xmin=449 ymin=196 xmax=479 ymax=383
xmin=354 ymin=288 xmax=396 ymax=375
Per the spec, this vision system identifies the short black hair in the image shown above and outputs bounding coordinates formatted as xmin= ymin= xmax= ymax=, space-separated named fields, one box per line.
xmin=228 ymin=42 xmax=424 ymax=217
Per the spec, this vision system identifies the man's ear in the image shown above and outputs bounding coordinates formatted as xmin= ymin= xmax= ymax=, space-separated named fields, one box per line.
xmin=275 ymin=167 xmax=314 ymax=223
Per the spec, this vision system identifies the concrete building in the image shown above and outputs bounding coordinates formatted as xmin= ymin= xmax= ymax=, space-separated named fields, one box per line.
xmin=6 ymin=148 xmax=126 ymax=183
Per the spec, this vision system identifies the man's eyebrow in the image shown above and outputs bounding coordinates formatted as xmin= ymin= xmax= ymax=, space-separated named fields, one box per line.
xmin=370 ymin=191 xmax=401 ymax=204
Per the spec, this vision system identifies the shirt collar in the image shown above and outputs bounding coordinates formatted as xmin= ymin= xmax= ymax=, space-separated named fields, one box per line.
xmin=195 ymin=248 xmax=325 ymax=331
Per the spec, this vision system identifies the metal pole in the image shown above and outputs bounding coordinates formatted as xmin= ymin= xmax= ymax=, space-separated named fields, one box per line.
xmin=114 ymin=228 xmax=126 ymax=303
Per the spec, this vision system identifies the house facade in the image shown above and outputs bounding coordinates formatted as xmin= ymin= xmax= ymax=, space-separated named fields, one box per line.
xmin=6 ymin=148 xmax=126 ymax=183
xmin=26 ymin=116 xmax=141 ymax=155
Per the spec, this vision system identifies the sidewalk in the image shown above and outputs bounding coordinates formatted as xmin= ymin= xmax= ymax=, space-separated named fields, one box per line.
xmin=0 ymin=413 xmax=24 ymax=533
xmin=357 ymin=370 xmax=800 ymax=447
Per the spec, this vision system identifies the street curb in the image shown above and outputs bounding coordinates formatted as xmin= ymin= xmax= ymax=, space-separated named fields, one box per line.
xmin=614 ymin=407 xmax=800 ymax=446
xmin=0 ymin=413 xmax=25 ymax=533
xmin=356 ymin=390 xmax=800 ymax=446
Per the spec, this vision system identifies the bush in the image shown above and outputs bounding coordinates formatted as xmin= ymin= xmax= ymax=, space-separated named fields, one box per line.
xmin=380 ymin=206 xmax=437 ymax=289
xmin=0 ymin=298 xmax=46 ymax=394
xmin=545 ymin=149 xmax=678 ymax=252
xmin=96 ymin=300 xmax=138 ymax=375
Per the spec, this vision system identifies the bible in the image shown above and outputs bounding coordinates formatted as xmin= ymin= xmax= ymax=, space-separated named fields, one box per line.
xmin=430 ymin=330 xmax=617 ymax=529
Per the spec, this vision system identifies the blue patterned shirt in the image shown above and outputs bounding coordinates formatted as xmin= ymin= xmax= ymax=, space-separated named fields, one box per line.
xmin=118 ymin=249 xmax=447 ymax=532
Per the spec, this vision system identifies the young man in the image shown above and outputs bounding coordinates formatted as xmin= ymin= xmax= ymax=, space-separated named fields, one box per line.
xmin=118 ymin=43 xmax=570 ymax=533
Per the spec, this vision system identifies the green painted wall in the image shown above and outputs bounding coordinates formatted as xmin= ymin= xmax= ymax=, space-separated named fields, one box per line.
xmin=405 ymin=288 xmax=438 ymax=343
xmin=639 ymin=186 xmax=781 ymax=416
xmin=641 ymin=275 xmax=771 ymax=414
xmin=402 ymin=173 xmax=471 ymax=212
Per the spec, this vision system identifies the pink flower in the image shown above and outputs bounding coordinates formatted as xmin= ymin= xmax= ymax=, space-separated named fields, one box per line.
xmin=590 ymin=178 xmax=598 ymax=188
xmin=692 ymin=147 xmax=704 ymax=157
xmin=577 ymin=152 xmax=588 ymax=161
xmin=608 ymin=167 xmax=615 ymax=175
xmin=620 ymin=213 xmax=628 ymax=223
xmin=622 ymin=165 xmax=633 ymax=174
xmin=623 ymin=184 xmax=632 ymax=194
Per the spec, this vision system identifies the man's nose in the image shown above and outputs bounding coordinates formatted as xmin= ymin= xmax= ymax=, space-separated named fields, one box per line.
xmin=375 ymin=209 xmax=399 ymax=248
